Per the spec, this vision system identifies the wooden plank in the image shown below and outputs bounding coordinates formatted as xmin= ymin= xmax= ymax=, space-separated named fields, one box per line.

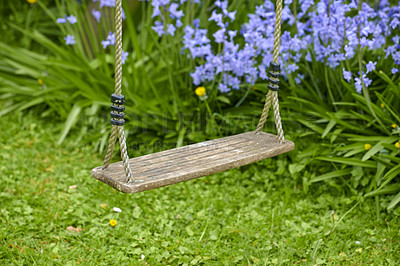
xmin=91 ymin=131 xmax=295 ymax=193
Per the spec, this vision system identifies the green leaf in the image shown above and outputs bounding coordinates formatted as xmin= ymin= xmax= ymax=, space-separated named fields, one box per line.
xmin=289 ymin=163 xmax=306 ymax=174
xmin=311 ymin=169 xmax=352 ymax=183
xmin=185 ymin=226 xmax=194 ymax=236
xmin=365 ymin=184 xmax=400 ymax=197
xmin=362 ymin=143 xmax=384 ymax=161
xmin=57 ymin=104 xmax=82 ymax=145
xmin=371 ymin=156 xmax=395 ymax=168
xmin=375 ymin=70 xmax=400 ymax=98
xmin=296 ymin=119 xmax=324 ymax=134
xmin=343 ymin=147 xmax=364 ymax=158
xmin=217 ymin=96 xmax=231 ymax=104
xmin=316 ymin=157 xmax=377 ymax=168
xmin=321 ymin=119 xmax=336 ymax=138
xmin=346 ymin=136 xmax=397 ymax=143
xmin=379 ymin=155 xmax=400 ymax=164
xmin=388 ymin=192 xmax=400 ymax=210
xmin=378 ymin=164 xmax=400 ymax=189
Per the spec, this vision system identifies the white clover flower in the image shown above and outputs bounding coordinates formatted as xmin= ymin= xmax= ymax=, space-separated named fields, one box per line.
xmin=113 ymin=207 xmax=122 ymax=213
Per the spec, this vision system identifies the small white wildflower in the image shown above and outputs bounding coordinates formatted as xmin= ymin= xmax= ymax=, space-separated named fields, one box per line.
xmin=355 ymin=241 xmax=361 ymax=245
xmin=141 ymin=254 xmax=145 ymax=260
xmin=113 ymin=207 xmax=122 ymax=213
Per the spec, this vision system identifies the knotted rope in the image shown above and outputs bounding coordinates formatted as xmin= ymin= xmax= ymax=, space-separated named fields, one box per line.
xmin=103 ymin=0 xmax=133 ymax=182
xmin=255 ymin=0 xmax=285 ymax=142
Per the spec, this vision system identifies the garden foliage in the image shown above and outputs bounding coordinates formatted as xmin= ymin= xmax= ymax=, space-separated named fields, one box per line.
xmin=0 ymin=0 xmax=399 ymax=212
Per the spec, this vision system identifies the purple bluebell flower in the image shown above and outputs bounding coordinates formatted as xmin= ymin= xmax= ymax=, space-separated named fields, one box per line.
xmin=149 ymin=0 xmax=191 ymax=36
xmin=295 ymin=73 xmax=304 ymax=84
xmin=152 ymin=21 xmax=164 ymax=37
xmin=92 ymin=9 xmax=101 ymax=22
xmin=392 ymin=68 xmax=399 ymax=74
xmin=122 ymin=50 xmax=129 ymax=64
xmin=213 ymin=29 xmax=226 ymax=43
xmin=64 ymin=35 xmax=76 ymax=45
xmin=193 ymin=19 xmax=200 ymax=28
xmin=259 ymin=64 xmax=267 ymax=80
xmin=94 ymin=0 xmax=115 ymax=8
xmin=305 ymin=51 xmax=312 ymax=62
xmin=366 ymin=61 xmax=377 ymax=73
xmin=57 ymin=17 xmax=67 ymax=24
xmin=218 ymin=83 xmax=230 ymax=93
xmin=67 ymin=15 xmax=77 ymax=24
xmin=209 ymin=10 xmax=224 ymax=27
xmin=57 ymin=15 xmax=77 ymax=24
xmin=102 ymin=32 xmax=115 ymax=49
xmin=169 ymin=3 xmax=184 ymax=20
xmin=286 ymin=63 xmax=298 ymax=74
xmin=227 ymin=11 xmax=236 ymax=21
xmin=354 ymin=74 xmax=372 ymax=93
xmin=390 ymin=17 xmax=400 ymax=29
xmin=343 ymin=68 xmax=352 ymax=82
xmin=167 ymin=24 xmax=176 ymax=36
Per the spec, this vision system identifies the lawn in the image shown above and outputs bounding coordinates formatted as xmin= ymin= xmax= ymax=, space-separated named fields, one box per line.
xmin=1 ymin=113 xmax=399 ymax=264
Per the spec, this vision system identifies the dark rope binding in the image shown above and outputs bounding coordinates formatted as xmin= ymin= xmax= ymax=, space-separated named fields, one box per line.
xmin=268 ymin=62 xmax=281 ymax=91
xmin=110 ymin=93 xmax=125 ymax=126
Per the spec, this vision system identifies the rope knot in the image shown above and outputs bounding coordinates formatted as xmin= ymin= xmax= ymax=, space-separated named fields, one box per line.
xmin=110 ymin=93 xmax=126 ymax=126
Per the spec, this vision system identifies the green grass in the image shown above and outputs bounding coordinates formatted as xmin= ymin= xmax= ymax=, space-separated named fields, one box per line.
xmin=0 ymin=113 xmax=399 ymax=265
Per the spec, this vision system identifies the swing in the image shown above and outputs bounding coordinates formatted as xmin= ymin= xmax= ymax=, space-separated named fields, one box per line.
xmin=91 ymin=0 xmax=294 ymax=194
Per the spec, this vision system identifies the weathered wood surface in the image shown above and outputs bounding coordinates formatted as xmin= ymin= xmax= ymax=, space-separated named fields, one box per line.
xmin=91 ymin=131 xmax=295 ymax=193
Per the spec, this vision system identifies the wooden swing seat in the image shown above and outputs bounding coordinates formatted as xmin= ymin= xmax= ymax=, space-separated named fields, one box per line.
xmin=91 ymin=131 xmax=294 ymax=193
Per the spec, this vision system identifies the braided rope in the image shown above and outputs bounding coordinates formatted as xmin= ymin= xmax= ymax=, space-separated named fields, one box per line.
xmin=272 ymin=0 xmax=282 ymax=63
xmin=118 ymin=126 xmax=133 ymax=182
xmin=272 ymin=91 xmax=285 ymax=142
xmin=103 ymin=125 xmax=118 ymax=169
xmin=255 ymin=0 xmax=285 ymax=142
xmin=102 ymin=0 xmax=133 ymax=182
xmin=255 ymin=90 xmax=273 ymax=132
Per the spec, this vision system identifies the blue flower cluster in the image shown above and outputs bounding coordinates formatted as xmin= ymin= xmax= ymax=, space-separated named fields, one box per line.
xmin=57 ymin=14 xmax=78 ymax=45
xmin=149 ymin=0 xmax=199 ymax=37
xmin=150 ymin=0 xmax=400 ymax=94
xmin=56 ymin=0 xmax=128 ymax=64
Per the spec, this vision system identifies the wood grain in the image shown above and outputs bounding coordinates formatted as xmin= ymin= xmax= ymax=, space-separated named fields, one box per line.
xmin=91 ymin=131 xmax=295 ymax=193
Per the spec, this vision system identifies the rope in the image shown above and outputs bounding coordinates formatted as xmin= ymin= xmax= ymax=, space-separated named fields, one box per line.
xmin=255 ymin=90 xmax=273 ymax=132
xmin=102 ymin=0 xmax=133 ymax=182
xmin=255 ymin=0 xmax=285 ymax=142
xmin=103 ymin=125 xmax=118 ymax=169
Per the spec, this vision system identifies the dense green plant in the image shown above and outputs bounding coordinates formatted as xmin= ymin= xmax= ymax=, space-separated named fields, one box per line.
xmin=283 ymin=54 xmax=400 ymax=213
xmin=0 ymin=0 xmax=57 ymax=50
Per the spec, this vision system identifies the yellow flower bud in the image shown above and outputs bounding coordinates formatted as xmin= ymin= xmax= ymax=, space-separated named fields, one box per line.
xmin=195 ymin=86 xmax=206 ymax=97
xmin=38 ymin=79 xmax=43 ymax=85
xmin=109 ymin=219 xmax=117 ymax=227
xmin=380 ymin=103 xmax=384 ymax=108
xmin=27 ymin=0 xmax=37 ymax=4
xmin=392 ymin=124 xmax=397 ymax=128
xmin=364 ymin=144 xmax=371 ymax=151
xmin=395 ymin=142 xmax=400 ymax=149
